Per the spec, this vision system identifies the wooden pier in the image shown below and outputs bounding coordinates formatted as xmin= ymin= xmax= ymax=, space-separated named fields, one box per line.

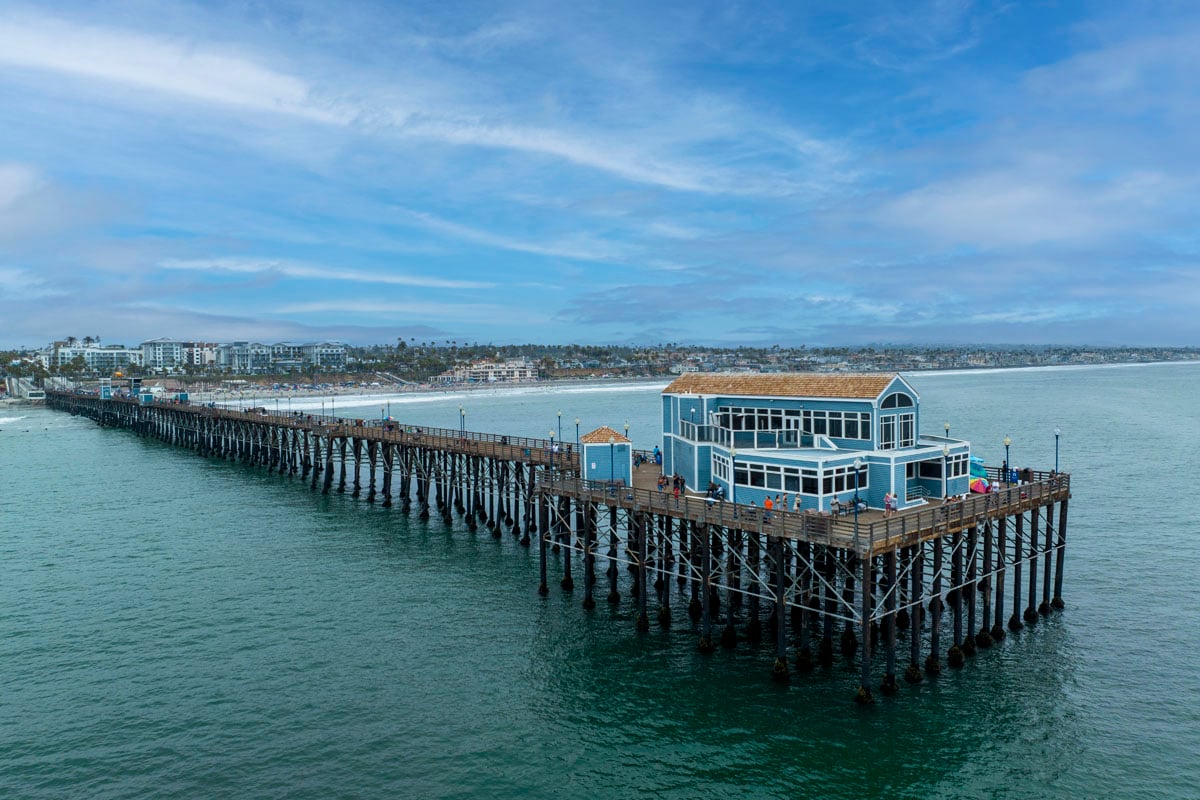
xmin=47 ymin=391 xmax=1070 ymax=702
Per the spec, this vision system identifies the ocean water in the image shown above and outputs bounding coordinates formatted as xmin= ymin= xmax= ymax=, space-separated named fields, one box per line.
xmin=3 ymin=363 xmax=1199 ymax=799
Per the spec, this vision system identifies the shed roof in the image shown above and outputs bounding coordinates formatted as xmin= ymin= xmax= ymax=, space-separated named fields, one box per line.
xmin=581 ymin=425 xmax=631 ymax=444
xmin=662 ymin=372 xmax=898 ymax=400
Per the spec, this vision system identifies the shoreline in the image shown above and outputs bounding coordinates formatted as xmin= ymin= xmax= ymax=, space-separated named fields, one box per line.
xmin=190 ymin=376 xmax=671 ymax=408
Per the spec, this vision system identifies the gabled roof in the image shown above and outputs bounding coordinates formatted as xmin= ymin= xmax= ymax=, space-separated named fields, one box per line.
xmin=581 ymin=425 xmax=631 ymax=444
xmin=662 ymin=372 xmax=899 ymax=400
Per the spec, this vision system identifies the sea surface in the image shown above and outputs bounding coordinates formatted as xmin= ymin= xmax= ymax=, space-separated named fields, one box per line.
xmin=3 ymin=363 xmax=1199 ymax=799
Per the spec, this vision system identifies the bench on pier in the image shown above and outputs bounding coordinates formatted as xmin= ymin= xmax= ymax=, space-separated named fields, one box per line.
xmin=832 ymin=498 xmax=867 ymax=517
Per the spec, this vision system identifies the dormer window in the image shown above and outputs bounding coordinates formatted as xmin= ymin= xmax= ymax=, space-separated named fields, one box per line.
xmin=881 ymin=392 xmax=914 ymax=408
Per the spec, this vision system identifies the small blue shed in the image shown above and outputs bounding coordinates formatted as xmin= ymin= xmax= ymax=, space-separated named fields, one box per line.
xmin=580 ymin=426 xmax=633 ymax=487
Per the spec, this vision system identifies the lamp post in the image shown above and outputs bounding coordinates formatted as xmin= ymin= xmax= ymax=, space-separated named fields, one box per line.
xmin=944 ymin=421 xmax=950 ymax=439
xmin=853 ymin=457 xmax=862 ymax=549
xmin=609 ymin=435 xmax=615 ymax=492
xmin=557 ymin=410 xmax=562 ymax=443
xmin=381 ymin=406 xmax=385 ymax=421
xmin=624 ymin=419 xmax=629 ymax=444
xmin=460 ymin=406 xmax=466 ymax=440
xmin=386 ymin=400 xmax=391 ymax=420
xmin=1003 ymin=435 xmax=1012 ymax=483
xmin=549 ymin=431 xmax=556 ymax=474
xmin=730 ymin=448 xmax=737 ymax=507
xmin=575 ymin=417 xmax=580 ymax=449
xmin=1054 ymin=427 xmax=1060 ymax=473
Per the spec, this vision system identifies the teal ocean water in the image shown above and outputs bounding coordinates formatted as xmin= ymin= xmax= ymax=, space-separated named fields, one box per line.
xmin=3 ymin=363 xmax=1199 ymax=799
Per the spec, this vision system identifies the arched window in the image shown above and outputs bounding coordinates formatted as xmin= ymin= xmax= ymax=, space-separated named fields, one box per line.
xmin=881 ymin=392 xmax=914 ymax=409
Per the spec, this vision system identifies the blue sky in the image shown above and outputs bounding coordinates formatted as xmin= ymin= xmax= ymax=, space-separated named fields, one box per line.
xmin=1 ymin=0 xmax=1197 ymax=348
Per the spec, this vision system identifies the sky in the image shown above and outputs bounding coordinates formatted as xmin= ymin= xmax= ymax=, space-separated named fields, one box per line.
xmin=1 ymin=0 xmax=1198 ymax=349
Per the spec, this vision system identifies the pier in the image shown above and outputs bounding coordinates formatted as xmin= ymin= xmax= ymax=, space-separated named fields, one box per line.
xmin=46 ymin=389 xmax=1070 ymax=703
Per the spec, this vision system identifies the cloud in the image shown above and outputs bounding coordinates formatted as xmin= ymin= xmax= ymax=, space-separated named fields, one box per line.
xmin=272 ymin=300 xmax=524 ymax=323
xmin=0 ymin=162 xmax=40 ymax=207
xmin=0 ymin=11 xmax=850 ymax=198
xmin=852 ymin=0 xmax=992 ymax=70
xmin=0 ymin=161 xmax=111 ymax=246
xmin=160 ymin=257 xmax=495 ymax=289
xmin=0 ymin=14 xmax=348 ymax=124
xmin=398 ymin=209 xmax=633 ymax=263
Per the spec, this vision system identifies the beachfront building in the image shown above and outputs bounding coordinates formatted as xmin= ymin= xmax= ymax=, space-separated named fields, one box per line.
xmin=140 ymin=337 xmax=186 ymax=372
xmin=213 ymin=341 xmax=348 ymax=374
xmin=441 ymin=358 xmax=539 ymax=384
xmin=218 ymin=341 xmax=273 ymax=374
xmin=40 ymin=339 xmax=143 ymax=373
xmin=182 ymin=342 xmax=220 ymax=368
xmin=302 ymin=341 xmax=347 ymax=370
xmin=661 ymin=373 xmax=969 ymax=513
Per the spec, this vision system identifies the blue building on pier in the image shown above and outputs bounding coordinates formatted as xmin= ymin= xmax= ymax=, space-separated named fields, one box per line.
xmin=661 ymin=373 xmax=970 ymax=512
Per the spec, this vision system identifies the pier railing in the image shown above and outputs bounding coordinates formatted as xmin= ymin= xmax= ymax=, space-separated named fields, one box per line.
xmin=54 ymin=390 xmax=1069 ymax=555
xmin=535 ymin=471 xmax=1070 ymax=557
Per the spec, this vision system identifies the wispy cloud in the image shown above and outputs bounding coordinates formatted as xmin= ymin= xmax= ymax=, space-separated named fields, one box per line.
xmin=0 ymin=15 xmax=348 ymax=124
xmin=161 ymin=257 xmax=494 ymax=289
xmin=398 ymin=209 xmax=633 ymax=263
xmin=0 ymin=11 xmax=848 ymax=198
xmin=2 ymin=4 xmax=1199 ymax=347
xmin=273 ymin=300 xmax=523 ymax=323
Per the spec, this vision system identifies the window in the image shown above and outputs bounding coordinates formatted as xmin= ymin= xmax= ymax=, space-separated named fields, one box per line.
xmin=713 ymin=456 xmax=730 ymax=481
xmin=879 ymin=413 xmax=914 ymax=449
xmin=882 ymin=392 xmax=914 ymax=408
xmin=822 ymin=464 xmax=869 ymax=494
xmin=802 ymin=410 xmax=871 ymax=440
xmin=730 ymin=462 xmax=822 ymax=495
xmin=717 ymin=405 xmax=867 ymax=439
xmin=918 ymin=454 xmax=968 ymax=478
xmin=880 ymin=416 xmax=896 ymax=450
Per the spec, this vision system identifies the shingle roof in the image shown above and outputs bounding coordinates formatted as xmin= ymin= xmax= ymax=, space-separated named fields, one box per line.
xmin=662 ymin=372 xmax=898 ymax=400
xmin=581 ymin=425 xmax=631 ymax=444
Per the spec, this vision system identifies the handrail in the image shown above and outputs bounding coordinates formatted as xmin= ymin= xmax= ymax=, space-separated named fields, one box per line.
xmin=49 ymin=389 xmax=1070 ymax=556
xmin=533 ymin=470 xmax=1069 ymax=556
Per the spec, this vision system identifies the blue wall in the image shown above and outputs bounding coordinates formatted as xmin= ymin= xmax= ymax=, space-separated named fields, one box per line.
xmin=582 ymin=442 xmax=631 ymax=484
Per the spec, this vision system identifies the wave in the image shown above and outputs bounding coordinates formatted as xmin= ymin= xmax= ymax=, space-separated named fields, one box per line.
xmin=903 ymin=359 xmax=1200 ymax=379
xmin=207 ymin=380 xmax=671 ymax=413
xmin=0 ymin=415 xmax=28 ymax=425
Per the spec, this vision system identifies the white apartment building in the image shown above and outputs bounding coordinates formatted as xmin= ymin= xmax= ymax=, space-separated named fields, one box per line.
xmin=140 ymin=338 xmax=186 ymax=372
xmin=42 ymin=340 xmax=143 ymax=373
xmin=446 ymin=358 xmax=539 ymax=383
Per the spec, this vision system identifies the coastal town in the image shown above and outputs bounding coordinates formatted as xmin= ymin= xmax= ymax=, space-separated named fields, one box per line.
xmin=1 ymin=336 xmax=1197 ymax=401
